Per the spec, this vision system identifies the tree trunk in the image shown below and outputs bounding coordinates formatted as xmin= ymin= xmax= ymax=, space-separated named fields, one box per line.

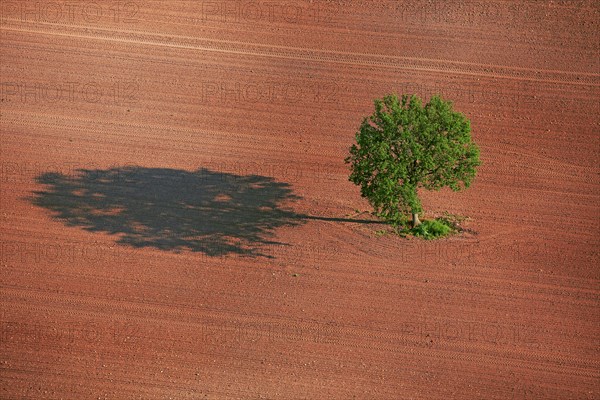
xmin=412 ymin=212 xmax=421 ymax=227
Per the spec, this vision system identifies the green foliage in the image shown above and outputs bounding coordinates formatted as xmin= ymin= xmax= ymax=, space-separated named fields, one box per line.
xmin=345 ymin=94 xmax=480 ymax=227
xmin=409 ymin=219 xmax=452 ymax=240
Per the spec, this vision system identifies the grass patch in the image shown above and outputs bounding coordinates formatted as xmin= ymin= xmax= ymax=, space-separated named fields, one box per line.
xmin=400 ymin=217 xmax=458 ymax=240
xmin=370 ymin=212 xmax=471 ymax=240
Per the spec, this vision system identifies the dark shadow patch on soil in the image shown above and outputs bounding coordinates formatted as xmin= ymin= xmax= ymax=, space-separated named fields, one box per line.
xmin=30 ymin=166 xmax=307 ymax=258
xmin=30 ymin=166 xmax=388 ymax=258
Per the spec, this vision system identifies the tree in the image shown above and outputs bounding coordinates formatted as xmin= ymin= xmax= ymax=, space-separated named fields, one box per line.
xmin=345 ymin=94 xmax=480 ymax=228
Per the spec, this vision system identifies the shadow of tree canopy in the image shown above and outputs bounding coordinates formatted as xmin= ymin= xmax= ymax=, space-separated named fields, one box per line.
xmin=30 ymin=166 xmax=306 ymax=258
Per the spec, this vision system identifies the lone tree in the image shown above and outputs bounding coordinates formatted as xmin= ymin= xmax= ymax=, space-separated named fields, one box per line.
xmin=345 ymin=94 xmax=480 ymax=228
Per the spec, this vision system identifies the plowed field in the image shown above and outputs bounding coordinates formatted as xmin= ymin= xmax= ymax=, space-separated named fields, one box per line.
xmin=1 ymin=1 xmax=599 ymax=399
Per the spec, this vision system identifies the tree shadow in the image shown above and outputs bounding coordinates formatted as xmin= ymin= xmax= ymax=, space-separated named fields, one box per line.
xmin=30 ymin=166 xmax=305 ymax=258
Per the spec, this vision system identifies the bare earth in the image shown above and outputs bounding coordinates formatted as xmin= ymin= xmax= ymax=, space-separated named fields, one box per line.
xmin=1 ymin=1 xmax=599 ymax=399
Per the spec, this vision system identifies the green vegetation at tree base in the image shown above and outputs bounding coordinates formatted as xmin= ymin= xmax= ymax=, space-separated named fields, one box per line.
xmin=407 ymin=218 xmax=453 ymax=240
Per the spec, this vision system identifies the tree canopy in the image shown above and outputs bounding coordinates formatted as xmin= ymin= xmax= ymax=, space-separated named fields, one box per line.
xmin=345 ymin=94 xmax=480 ymax=227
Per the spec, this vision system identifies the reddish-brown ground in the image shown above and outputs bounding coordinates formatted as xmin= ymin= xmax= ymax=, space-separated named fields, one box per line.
xmin=1 ymin=1 xmax=599 ymax=399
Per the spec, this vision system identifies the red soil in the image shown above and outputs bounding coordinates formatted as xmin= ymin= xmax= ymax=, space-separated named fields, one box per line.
xmin=1 ymin=1 xmax=599 ymax=398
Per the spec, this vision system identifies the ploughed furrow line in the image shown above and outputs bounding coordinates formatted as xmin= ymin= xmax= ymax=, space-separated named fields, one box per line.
xmin=0 ymin=111 xmax=345 ymax=163
xmin=1 ymin=19 xmax=598 ymax=86
xmin=3 ymin=246 xmax=599 ymax=320
xmin=2 ymin=284 xmax=598 ymax=379
xmin=4 ymin=32 xmax=598 ymax=120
